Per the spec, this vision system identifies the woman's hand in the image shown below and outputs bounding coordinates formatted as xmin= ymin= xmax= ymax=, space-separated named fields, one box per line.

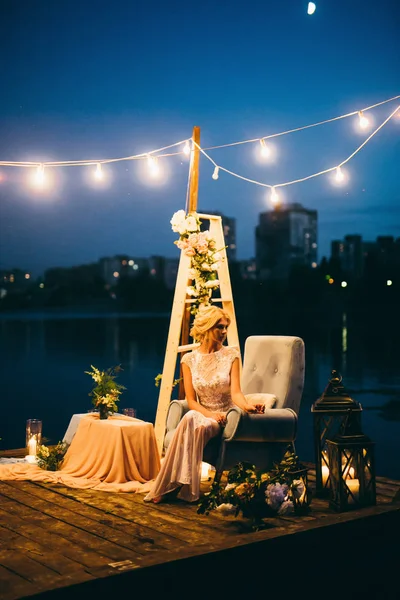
xmin=243 ymin=403 xmax=265 ymax=414
xmin=213 ymin=412 xmax=227 ymax=426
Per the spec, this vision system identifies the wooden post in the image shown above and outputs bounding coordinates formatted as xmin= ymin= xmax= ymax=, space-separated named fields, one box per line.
xmin=178 ymin=126 xmax=200 ymax=399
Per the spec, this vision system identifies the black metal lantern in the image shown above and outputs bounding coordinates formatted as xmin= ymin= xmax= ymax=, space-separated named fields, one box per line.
xmin=327 ymin=410 xmax=376 ymax=512
xmin=311 ymin=371 xmax=362 ymax=497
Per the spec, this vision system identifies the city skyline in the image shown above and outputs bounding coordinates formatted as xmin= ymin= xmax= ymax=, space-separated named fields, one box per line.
xmin=0 ymin=0 xmax=399 ymax=277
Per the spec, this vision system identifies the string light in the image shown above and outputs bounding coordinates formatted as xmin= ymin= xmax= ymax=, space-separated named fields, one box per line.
xmin=183 ymin=140 xmax=191 ymax=156
xmin=358 ymin=110 xmax=370 ymax=130
xmin=307 ymin=2 xmax=316 ymax=15
xmin=259 ymin=139 xmax=271 ymax=158
xmin=147 ymin=155 xmax=160 ymax=177
xmin=34 ymin=164 xmax=45 ymax=187
xmin=94 ymin=163 xmax=103 ymax=180
xmin=212 ymin=166 xmax=219 ymax=180
xmin=195 ymin=103 xmax=400 ymax=198
xmin=335 ymin=166 xmax=345 ymax=183
xmin=270 ymin=187 xmax=280 ymax=206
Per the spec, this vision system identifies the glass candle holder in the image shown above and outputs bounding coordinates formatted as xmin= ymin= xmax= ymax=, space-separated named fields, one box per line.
xmin=26 ymin=419 xmax=42 ymax=456
xmin=123 ymin=408 xmax=137 ymax=418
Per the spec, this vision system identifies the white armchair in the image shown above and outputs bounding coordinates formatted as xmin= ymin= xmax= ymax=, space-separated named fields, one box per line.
xmin=164 ymin=335 xmax=305 ymax=475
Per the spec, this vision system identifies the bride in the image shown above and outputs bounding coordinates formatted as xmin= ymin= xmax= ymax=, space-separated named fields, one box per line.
xmin=144 ymin=305 xmax=264 ymax=504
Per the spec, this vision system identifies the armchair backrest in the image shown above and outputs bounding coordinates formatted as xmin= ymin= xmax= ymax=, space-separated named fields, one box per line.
xmin=241 ymin=335 xmax=305 ymax=415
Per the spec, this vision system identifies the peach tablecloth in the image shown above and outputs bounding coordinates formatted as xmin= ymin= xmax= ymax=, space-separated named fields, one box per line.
xmin=0 ymin=414 xmax=160 ymax=493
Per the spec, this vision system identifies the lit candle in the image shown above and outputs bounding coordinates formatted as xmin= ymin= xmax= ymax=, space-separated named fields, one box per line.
xmin=343 ymin=465 xmax=355 ymax=479
xmin=28 ymin=436 xmax=37 ymax=456
xmin=347 ymin=479 xmax=360 ymax=503
xmin=201 ymin=462 xmax=211 ymax=481
xmin=322 ymin=465 xmax=329 ymax=486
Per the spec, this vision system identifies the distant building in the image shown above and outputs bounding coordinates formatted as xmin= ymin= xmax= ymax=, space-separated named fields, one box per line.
xmin=331 ymin=235 xmax=400 ymax=279
xmin=200 ymin=211 xmax=237 ymax=262
xmin=331 ymin=234 xmax=363 ymax=279
xmin=255 ymin=203 xmax=318 ymax=279
xmin=98 ymin=255 xmax=147 ymax=287
xmin=237 ymin=259 xmax=257 ymax=280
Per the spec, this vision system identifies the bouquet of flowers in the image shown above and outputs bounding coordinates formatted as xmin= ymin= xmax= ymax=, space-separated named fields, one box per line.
xmin=170 ymin=210 xmax=223 ymax=315
xmin=85 ymin=364 xmax=126 ymax=419
xmin=36 ymin=441 xmax=69 ymax=471
xmin=197 ymin=448 xmax=310 ymax=530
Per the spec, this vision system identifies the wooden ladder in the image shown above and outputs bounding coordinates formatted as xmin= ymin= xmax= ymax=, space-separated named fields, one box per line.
xmin=153 ymin=213 xmax=240 ymax=455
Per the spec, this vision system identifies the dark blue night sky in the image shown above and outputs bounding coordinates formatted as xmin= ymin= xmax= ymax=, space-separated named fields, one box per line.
xmin=0 ymin=0 xmax=399 ymax=276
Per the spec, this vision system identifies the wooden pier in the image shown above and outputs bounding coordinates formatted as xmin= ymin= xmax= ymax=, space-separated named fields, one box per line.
xmin=0 ymin=449 xmax=399 ymax=600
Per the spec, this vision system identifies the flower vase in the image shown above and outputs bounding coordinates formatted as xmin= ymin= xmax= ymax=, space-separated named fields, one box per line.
xmin=99 ymin=405 xmax=109 ymax=420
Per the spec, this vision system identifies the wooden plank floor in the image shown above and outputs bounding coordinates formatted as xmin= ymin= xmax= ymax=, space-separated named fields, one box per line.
xmin=0 ymin=455 xmax=399 ymax=600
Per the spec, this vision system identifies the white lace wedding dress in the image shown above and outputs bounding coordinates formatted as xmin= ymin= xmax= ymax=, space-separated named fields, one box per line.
xmin=144 ymin=345 xmax=240 ymax=503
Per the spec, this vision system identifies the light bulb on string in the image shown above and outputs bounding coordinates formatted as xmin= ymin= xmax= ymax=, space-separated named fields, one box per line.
xmin=94 ymin=163 xmax=103 ymax=180
xmin=183 ymin=140 xmax=191 ymax=156
xmin=212 ymin=166 xmax=219 ymax=180
xmin=259 ymin=138 xmax=271 ymax=159
xmin=35 ymin=164 xmax=45 ymax=187
xmin=269 ymin=186 xmax=280 ymax=207
xmin=147 ymin=154 xmax=160 ymax=178
xmin=358 ymin=111 xmax=370 ymax=130
xmin=335 ymin=166 xmax=345 ymax=182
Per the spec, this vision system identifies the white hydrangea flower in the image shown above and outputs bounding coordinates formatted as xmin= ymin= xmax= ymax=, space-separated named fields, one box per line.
xmin=185 ymin=216 xmax=198 ymax=232
xmin=205 ymin=279 xmax=220 ymax=288
xmin=170 ymin=210 xmax=186 ymax=233
xmin=216 ymin=503 xmax=236 ymax=516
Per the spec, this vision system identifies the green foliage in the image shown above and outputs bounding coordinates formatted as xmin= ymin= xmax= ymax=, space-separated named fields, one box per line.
xmin=154 ymin=374 xmax=182 ymax=389
xmin=36 ymin=441 xmax=69 ymax=471
xmin=85 ymin=364 xmax=126 ymax=415
xmin=197 ymin=447 xmax=309 ymax=530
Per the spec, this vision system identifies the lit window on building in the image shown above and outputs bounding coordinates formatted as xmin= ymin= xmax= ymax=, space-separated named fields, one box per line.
xmin=341 ymin=281 xmax=347 ymax=288
xmin=121 ymin=260 xmax=127 ymax=266
xmin=133 ymin=264 xmax=139 ymax=271
xmin=113 ymin=271 xmax=120 ymax=278
xmin=10 ymin=274 xmax=15 ymax=283
xmin=387 ymin=280 xmax=393 ymax=286
xmin=25 ymin=273 xmax=30 ymax=279
xmin=150 ymin=268 xmax=157 ymax=275
xmin=312 ymin=242 xmax=317 ymax=248
xmin=39 ymin=283 xmax=44 ymax=288
xmin=311 ymin=262 xmax=317 ymax=268
xmin=128 ymin=260 xmax=134 ymax=266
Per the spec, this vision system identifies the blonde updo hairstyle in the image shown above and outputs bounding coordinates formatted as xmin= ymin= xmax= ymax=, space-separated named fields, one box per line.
xmin=190 ymin=305 xmax=231 ymax=342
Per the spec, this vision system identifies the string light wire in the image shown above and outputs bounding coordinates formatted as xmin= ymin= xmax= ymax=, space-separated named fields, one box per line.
xmin=201 ymin=94 xmax=400 ymax=151
xmin=194 ymin=104 xmax=400 ymax=190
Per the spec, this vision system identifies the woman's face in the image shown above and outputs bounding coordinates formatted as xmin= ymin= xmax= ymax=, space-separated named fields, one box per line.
xmin=209 ymin=318 xmax=229 ymax=344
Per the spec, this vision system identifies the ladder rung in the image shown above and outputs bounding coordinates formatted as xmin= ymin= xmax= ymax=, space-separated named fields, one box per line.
xmin=178 ymin=343 xmax=200 ymax=352
xmin=211 ymin=298 xmax=232 ymax=303
xmin=197 ymin=213 xmax=222 ymax=220
xmin=185 ymin=299 xmax=197 ymax=304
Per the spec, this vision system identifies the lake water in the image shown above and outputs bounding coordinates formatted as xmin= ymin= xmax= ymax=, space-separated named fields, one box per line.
xmin=1 ymin=310 xmax=399 ymax=480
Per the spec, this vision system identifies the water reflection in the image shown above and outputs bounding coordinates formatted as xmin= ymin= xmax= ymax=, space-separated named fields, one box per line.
xmin=0 ymin=311 xmax=399 ymax=480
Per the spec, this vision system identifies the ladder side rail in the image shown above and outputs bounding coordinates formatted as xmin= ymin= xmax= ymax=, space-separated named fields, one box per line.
xmin=154 ymin=251 xmax=191 ymax=454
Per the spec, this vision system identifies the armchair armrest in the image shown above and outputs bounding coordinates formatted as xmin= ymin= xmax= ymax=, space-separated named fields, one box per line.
xmin=223 ymin=407 xmax=297 ymax=443
xmin=166 ymin=399 xmax=189 ymax=432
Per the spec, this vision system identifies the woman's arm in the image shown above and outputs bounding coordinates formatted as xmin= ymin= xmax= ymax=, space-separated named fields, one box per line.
xmin=182 ymin=362 xmax=225 ymax=421
xmin=230 ymin=358 xmax=264 ymax=413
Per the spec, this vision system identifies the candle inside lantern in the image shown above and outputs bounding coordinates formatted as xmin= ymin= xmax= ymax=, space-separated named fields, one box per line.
xmin=201 ymin=462 xmax=211 ymax=481
xmin=322 ymin=465 xmax=329 ymax=485
xmin=27 ymin=436 xmax=37 ymax=456
xmin=347 ymin=478 xmax=360 ymax=503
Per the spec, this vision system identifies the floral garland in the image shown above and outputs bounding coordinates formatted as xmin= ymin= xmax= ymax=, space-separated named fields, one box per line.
xmin=170 ymin=210 xmax=222 ymax=315
xmin=197 ymin=448 xmax=310 ymax=530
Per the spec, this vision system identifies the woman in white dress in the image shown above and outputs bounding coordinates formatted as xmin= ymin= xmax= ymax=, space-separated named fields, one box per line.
xmin=144 ymin=305 xmax=264 ymax=504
